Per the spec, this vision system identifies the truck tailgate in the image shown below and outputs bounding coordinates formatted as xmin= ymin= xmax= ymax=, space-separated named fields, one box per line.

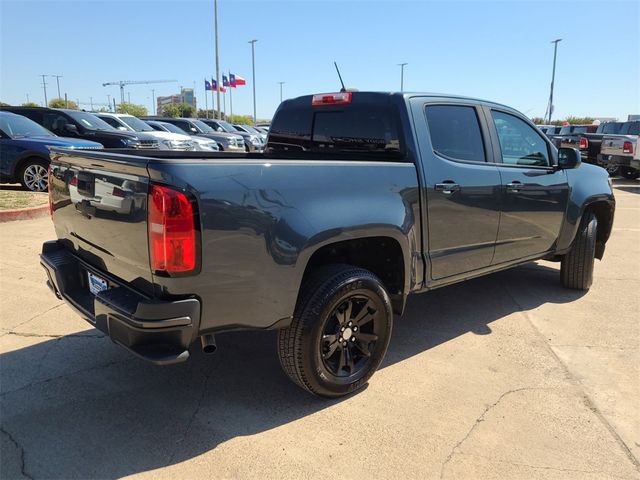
xmin=48 ymin=149 xmax=154 ymax=294
xmin=601 ymin=135 xmax=635 ymax=156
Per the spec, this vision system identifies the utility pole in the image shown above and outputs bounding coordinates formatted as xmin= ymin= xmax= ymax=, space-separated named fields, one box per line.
xmin=278 ymin=81 xmax=285 ymax=103
xmin=90 ymin=97 xmax=94 ymax=110
xmin=214 ymin=0 xmax=221 ymax=119
xmin=546 ymin=39 xmax=562 ymax=124
xmin=398 ymin=63 xmax=408 ymax=92
xmin=107 ymin=94 xmax=111 ymax=111
xmin=127 ymin=92 xmax=131 ymax=104
xmin=26 ymin=93 xmax=30 ymax=103
xmin=151 ymin=89 xmax=155 ymax=115
xmin=52 ymin=75 xmax=63 ymax=98
xmin=249 ymin=39 xmax=258 ymax=125
xmin=39 ymin=75 xmax=49 ymax=106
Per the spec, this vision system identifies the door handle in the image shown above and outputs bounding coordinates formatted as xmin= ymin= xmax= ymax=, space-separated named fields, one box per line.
xmin=506 ymin=181 xmax=523 ymax=193
xmin=435 ymin=182 xmax=460 ymax=195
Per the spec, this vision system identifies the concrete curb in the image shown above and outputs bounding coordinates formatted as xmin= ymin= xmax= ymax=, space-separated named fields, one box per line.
xmin=0 ymin=204 xmax=49 ymax=222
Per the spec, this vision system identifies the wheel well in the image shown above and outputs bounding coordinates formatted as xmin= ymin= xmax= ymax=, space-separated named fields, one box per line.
xmin=585 ymin=201 xmax=614 ymax=259
xmin=302 ymin=237 xmax=405 ymax=313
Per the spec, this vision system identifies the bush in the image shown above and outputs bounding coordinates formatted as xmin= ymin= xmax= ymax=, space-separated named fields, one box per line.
xmin=161 ymin=103 xmax=194 ymax=118
xmin=227 ymin=115 xmax=253 ymax=125
xmin=116 ymin=102 xmax=148 ymax=116
xmin=49 ymin=98 xmax=78 ymax=109
xmin=22 ymin=102 xmax=40 ymax=107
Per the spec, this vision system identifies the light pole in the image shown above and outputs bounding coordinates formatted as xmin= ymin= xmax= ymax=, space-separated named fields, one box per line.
xmin=151 ymin=89 xmax=156 ymax=115
xmin=278 ymin=81 xmax=285 ymax=103
xmin=546 ymin=39 xmax=562 ymax=124
xmin=398 ymin=63 xmax=408 ymax=92
xmin=39 ymin=75 xmax=48 ymax=106
xmin=127 ymin=92 xmax=131 ymax=104
xmin=214 ymin=0 xmax=221 ymax=119
xmin=249 ymin=39 xmax=258 ymax=125
xmin=52 ymin=75 xmax=63 ymax=98
xmin=107 ymin=94 xmax=111 ymax=111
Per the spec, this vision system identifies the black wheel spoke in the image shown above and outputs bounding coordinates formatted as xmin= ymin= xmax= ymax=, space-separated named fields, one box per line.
xmin=344 ymin=345 xmax=355 ymax=373
xmin=322 ymin=334 xmax=340 ymax=359
xmin=354 ymin=332 xmax=378 ymax=344
xmin=353 ymin=299 xmax=375 ymax=326
xmin=343 ymin=300 xmax=353 ymax=323
xmin=338 ymin=347 xmax=348 ymax=373
xmin=353 ymin=340 xmax=372 ymax=357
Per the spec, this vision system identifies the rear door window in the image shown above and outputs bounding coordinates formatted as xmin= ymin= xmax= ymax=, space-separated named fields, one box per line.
xmin=424 ymin=105 xmax=486 ymax=162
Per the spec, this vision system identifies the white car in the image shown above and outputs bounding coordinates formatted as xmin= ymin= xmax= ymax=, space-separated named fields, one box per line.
xmin=144 ymin=120 xmax=220 ymax=152
xmin=95 ymin=113 xmax=195 ymax=151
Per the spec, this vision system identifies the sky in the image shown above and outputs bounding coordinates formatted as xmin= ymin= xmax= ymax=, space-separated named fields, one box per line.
xmin=1 ymin=0 xmax=639 ymax=121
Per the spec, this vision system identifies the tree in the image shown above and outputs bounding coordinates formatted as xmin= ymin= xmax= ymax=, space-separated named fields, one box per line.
xmin=117 ymin=102 xmax=148 ymax=116
xmin=531 ymin=117 xmax=545 ymax=125
xmin=564 ymin=116 xmax=595 ymax=125
xmin=227 ymin=114 xmax=253 ymax=125
xmin=22 ymin=102 xmax=39 ymax=107
xmin=161 ymin=103 xmax=194 ymax=118
xmin=48 ymin=98 xmax=78 ymax=109
xmin=0 ymin=101 xmax=11 ymax=107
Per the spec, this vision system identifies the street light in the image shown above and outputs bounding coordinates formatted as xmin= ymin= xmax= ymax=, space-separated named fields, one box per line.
xmin=278 ymin=81 xmax=285 ymax=103
xmin=398 ymin=63 xmax=408 ymax=92
xmin=546 ymin=39 xmax=562 ymax=124
xmin=151 ymin=89 xmax=156 ymax=115
xmin=249 ymin=39 xmax=258 ymax=125
xmin=39 ymin=75 xmax=49 ymax=106
xmin=214 ymin=0 xmax=221 ymax=119
xmin=51 ymin=75 xmax=63 ymax=99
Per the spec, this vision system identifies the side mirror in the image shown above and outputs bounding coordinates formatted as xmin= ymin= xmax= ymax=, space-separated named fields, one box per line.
xmin=558 ymin=147 xmax=581 ymax=169
xmin=217 ymin=127 xmax=224 ymax=132
xmin=64 ymin=123 xmax=79 ymax=135
xmin=117 ymin=126 xmax=128 ymax=131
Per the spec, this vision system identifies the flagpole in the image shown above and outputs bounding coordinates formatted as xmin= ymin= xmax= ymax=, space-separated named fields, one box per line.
xmin=229 ymin=71 xmax=233 ymax=120
xmin=211 ymin=85 xmax=215 ymax=119
xmin=214 ymin=0 xmax=221 ymax=119
xmin=204 ymin=81 xmax=209 ymax=118
xmin=223 ymin=88 xmax=226 ymax=119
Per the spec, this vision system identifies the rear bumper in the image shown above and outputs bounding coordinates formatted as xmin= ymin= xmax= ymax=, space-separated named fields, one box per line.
xmin=631 ymin=159 xmax=640 ymax=171
xmin=40 ymin=240 xmax=200 ymax=365
xmin=598 ymin=154 xmax=631 ymax=167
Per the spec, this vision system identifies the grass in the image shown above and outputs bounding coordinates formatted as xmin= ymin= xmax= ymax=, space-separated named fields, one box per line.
xmin=0 ymin=187 xmax=48 ymax=210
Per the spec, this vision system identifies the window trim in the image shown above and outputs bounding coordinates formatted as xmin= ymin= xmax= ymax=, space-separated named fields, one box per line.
xmin=483 ymin=107 xmax=556 ymax=170
xmin=423 ymin=102 xmax=491 ymax=165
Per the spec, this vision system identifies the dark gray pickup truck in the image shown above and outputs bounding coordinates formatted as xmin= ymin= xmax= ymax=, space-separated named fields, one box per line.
xmin=42 ymin=91 xmax=615 ymax=397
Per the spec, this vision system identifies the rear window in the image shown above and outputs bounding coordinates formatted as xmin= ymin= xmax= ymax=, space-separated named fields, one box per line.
xmin=621 ymin=122 xmax=640 ymax=135
xmin=267 ymin=95 xmax=402 ymax=156
xmin=598 ymin=122 xmax=623 ymax=134
xmin=425 ymin=105 xmax=485 ymax=162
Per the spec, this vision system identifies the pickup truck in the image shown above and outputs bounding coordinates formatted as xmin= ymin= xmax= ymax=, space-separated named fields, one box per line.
xmin=41 ymin=91 xmax=615 ymax=397
xmin=598 ymin=121 xmax=640 ymax=179
xmin=555 ymin=122 xmax=624 ymax=169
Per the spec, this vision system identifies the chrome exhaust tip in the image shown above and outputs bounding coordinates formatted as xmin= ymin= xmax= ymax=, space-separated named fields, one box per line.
xmin=200 ymin=334 xmax=217 ymax=354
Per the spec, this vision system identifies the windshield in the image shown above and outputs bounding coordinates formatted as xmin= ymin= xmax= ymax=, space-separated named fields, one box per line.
xmin=621 ymin=122 xmax=640 ymax=135
xmin=120 ymin=116 xmax=154 ymax=132
xmin=65 ymin=111 xmax=115 ymax=130
xmin=0 ymin=113 xmax=55 ymax=138
xmin=217 ymin=120 xmax=237 ymax=133
xmin=191 ymin=119 xmax=215 ymax=133
xmin=239 ymin=125 xmax=261 ymax=135
xmin=156 ymin=121 xmax=186 ymax=134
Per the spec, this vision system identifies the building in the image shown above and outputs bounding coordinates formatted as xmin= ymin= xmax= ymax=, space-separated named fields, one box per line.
xmin=157 ymin=88 xmax=196 ymax=114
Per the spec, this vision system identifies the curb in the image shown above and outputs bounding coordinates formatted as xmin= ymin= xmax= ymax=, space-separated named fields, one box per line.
xmin=0 ymin=204 xmax=49 ymax=222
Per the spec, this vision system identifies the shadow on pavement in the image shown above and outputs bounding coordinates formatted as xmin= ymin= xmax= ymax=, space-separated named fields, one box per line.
xmin=0 ymin=262 xmax=586 ymax=479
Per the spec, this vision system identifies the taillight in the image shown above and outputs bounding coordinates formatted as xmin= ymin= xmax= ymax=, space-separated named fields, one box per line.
xmin=311 ymin=92 xmax=352 ymax=106
xmin=148 ymin=185 xmax=197 ymax=274
xmin=69 ymin=176 xmax=78 ymax=187
xmin=623 ymin=141 xmax=634 ymax=154
xmin=579 ymin=137 xmax=588 ymax=149
xmin=48 ymin=165 xmax=53 ymax=221
xmin=112 ymin=186 xmax=126 ymax=198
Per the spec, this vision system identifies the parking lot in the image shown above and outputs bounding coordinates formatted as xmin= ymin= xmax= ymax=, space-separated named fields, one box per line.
xmin=0 ymin=179 xmax=638 ymax=479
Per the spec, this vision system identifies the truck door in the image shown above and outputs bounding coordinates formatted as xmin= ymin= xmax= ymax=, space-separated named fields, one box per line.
xmin=483 ymin=108 xmax=569 ymax=264
xmin=411 ymin=100 xmax=502 ymax=280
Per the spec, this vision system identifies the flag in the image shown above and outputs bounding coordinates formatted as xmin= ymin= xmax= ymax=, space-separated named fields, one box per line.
xmin=211 ymin=78 xmax=219 ymax=91
xmin=205 ymin=79 xmax=212 ymax=91
xmin=230 ymin=73 xmax=246 ymax=86
xmin=223 ymin=75 xmax=229 ymax=87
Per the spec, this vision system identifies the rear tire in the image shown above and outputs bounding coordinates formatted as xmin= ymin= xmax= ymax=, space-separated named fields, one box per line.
xmin=20 ymin=158 xmax=49 ymax=192
xmin=560 ymin=212 xmax=597 ymax=291
xmin=277 ymin=265 xmax=393 ymax=397
xmin=621 ymin=168 xmax=639 ymax=180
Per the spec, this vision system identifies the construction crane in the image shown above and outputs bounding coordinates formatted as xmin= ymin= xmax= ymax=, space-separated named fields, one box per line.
xmin=102 ymin=79 xmax=176 ymax=103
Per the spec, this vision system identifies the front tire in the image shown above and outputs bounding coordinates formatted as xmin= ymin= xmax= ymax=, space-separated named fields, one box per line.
xmin=20 ymin=158 xmax=49 ymax=192
xmin=560 ymin=212 xmax=597 ymax=290
xmin=277 ymin=265 xmax=393 ymax=397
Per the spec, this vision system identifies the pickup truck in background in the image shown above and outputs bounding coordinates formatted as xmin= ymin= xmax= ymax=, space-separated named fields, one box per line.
xmin=550 ymin=124 xmax=598 ymax=148
xmin=599 ymin=121 xmax=640 ymax=179
xmin=42 ymin=91 xmax=615 ymax=397
xmin=556 ymin=122 xmax=624 ymax=169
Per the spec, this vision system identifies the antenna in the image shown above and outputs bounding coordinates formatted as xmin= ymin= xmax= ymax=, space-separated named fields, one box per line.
xmin=334 ymin=62 xmax=346 ymax=92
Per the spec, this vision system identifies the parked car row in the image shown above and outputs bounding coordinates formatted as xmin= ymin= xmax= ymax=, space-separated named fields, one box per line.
xmin=538 ymin=120 xmax=640 ymax=179
xmin=0 ymin=105 xmax=272 ymax=191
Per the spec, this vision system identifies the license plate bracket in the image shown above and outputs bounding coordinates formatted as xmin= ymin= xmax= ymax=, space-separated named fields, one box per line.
xmin=87 ymin=271 xmax=108 ymax=295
